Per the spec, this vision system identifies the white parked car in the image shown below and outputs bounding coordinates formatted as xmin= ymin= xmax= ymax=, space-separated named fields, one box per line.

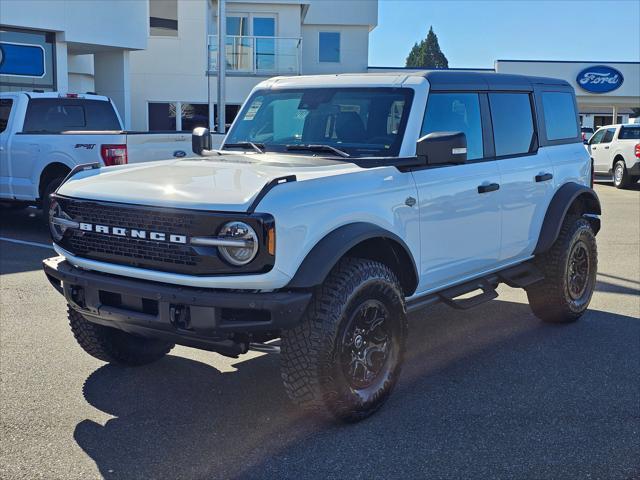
xmin=588 ymin=124 xmax=640 ymax=188
xmin=43 ymin=72 xmax=600 ymax=422
xmin=0 ymin=92 xmax=193 ymax=213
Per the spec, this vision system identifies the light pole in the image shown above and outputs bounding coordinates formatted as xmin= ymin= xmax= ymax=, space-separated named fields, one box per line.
xmin=216 ymin=0 xmax=226 ymax=134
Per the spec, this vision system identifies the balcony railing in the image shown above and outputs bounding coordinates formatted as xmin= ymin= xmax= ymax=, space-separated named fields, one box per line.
xmin=208 ymin=35 xmax=301 ymax=75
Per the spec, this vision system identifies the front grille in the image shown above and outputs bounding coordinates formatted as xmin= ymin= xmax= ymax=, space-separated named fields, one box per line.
xmin=54 ymin=196 xmax=274 ymax=276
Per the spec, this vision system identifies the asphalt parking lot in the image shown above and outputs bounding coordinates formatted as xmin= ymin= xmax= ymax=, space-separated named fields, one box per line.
xmin=0 ymin=182 xmax=638 ymax=480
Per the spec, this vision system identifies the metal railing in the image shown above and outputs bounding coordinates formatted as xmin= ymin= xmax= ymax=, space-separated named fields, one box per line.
xmin=208 ymin=35 xmax=301 ymax=75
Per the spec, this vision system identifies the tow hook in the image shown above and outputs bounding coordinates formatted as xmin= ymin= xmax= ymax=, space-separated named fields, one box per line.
xmin=169 ymin=304 xmax=191 ymax=330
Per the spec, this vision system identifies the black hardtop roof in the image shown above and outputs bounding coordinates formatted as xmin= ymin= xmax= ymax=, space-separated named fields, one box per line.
xmin=422 ymin=70 xmax=571 ymax=91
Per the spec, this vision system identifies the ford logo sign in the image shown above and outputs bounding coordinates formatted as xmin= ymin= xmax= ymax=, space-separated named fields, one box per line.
xmin=576 ymin=65 xmax=624 ymax=94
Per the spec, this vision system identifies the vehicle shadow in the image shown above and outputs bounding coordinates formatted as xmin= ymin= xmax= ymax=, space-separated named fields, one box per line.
xmin=74 ymin=300 xmax=640 ymax=480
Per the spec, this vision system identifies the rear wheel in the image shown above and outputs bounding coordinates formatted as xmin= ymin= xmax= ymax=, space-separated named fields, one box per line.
xmin=526 ymin=215 xmax=597 ymax=323
xmin=613 ymin=160 xmax=631 ymax=189
xmin=68 ymin=308 xmax=174 ymax=366
xmin=280 ymin=258 xmax=407 ymax=422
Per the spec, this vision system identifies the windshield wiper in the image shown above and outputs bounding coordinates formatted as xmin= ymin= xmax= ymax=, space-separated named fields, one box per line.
xmin=285 ymin=144 xmax=350 ymax=158
xmin=223 ymin=142 xmax=265 ymax=154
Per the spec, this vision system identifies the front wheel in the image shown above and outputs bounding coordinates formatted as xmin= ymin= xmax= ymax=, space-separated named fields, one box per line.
xmin=526 ymin=215 xmax=597 ymax=323
xmin=68 ymin=308 xmax=174 ymax=366
xmin=280 ymin=258 xmax=407 ymax=422
xmin=613 ymin=160 xmax=631 ymax=189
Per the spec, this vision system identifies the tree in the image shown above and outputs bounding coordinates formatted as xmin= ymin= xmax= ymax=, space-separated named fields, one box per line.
xmin=405 ymin=26 xmax=449 ymax=69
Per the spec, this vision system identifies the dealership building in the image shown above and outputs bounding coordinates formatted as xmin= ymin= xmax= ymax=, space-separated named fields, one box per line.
xmin=2 ymin=1 xmax=638 ymax=132
xmin=1 ymin=0 xmax=377 ymax=130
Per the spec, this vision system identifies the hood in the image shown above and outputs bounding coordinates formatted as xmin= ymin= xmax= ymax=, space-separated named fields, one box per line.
xmin=57 ymin=153 xmax=363 ymax=211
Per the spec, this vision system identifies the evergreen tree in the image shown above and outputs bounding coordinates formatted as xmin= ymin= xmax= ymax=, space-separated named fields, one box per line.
xmin=405 ymin=26 xmax=449 ymax=69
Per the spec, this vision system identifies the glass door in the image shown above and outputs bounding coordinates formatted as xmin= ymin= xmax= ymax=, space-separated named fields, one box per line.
xmin=253 ymin=16 xmax=276 ymax=72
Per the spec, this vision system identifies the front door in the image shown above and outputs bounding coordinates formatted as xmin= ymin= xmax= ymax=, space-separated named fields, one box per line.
xmin=412 ymin=92 xmax=502 ymax=294
xmin=589 ymin=127 xmax=615 ymax=173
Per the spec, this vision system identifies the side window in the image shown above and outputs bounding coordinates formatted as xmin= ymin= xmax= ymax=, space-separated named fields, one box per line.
xmin=542 ymin=92 xmax=578 ymax=140
xmin=619 ymin=126 xmax=640 ymax=140
xmin=489 ymin=93 xmax=535 ymax=157
xmin=319 ymin=32 xmax=341 ymax=63
xmin=0 ymin=99 xmax=13 ymax=133
xmin=149 ymin=0 xmax=178 ymax=37
xmin=590 ymin=129 xmax=605 ymax=144
xmin=602 ymin=128 xmax=616 ymax=143
xmin=421 ymin=93 xmax=484 ymax=160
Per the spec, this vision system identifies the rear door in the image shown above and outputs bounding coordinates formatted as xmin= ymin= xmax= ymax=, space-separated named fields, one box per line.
xmin=490 ymin=90 xmax=555 ymax=261
xmin=412 ymin=91 xmax=502 ymax=293
xmin=0 ymin=97 xmax=16 ymax=198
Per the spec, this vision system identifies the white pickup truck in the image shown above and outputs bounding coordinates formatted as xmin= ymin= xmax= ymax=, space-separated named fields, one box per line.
xmin=0 ymin=92 xmax=192 ymax=212
xmin=588 ymin=124 xmax=640 ymax=189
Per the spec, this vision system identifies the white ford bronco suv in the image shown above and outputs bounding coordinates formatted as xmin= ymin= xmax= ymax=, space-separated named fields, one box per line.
xmin=43 ymin=72 xmax=601 ymax=422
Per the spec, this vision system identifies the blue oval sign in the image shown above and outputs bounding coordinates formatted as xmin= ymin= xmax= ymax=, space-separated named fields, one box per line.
xmin=576 ymin=65 xmax=624 ymax=93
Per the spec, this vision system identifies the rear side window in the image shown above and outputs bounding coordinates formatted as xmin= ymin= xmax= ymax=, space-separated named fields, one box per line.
xmin=619 ymin=126 xmax=640 ymax=140
xmin=0 ymin=99 xmax=12 ymax=133
xmin=489 ymin=93 xmax=535 ymax=157
xmin=602 ymin=128 xmax=616 ymax=143
xmin=542 ymin=92 xmax=578 ymax=140
xmin=422 ymin=93 xmax=484 ymax=160
xmin=23 ymin=99 xmax=121 ymax=133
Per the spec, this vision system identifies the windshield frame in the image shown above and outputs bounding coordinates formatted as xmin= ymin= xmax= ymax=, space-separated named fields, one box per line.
xmin=223 ymin=87 xmax=415 ymax=158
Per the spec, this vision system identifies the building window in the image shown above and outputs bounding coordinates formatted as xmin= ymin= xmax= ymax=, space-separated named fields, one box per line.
xmin=542 ymin=92 xmax=578 ymax=141
xmin=319 ymin=32 xmax=340 ymax=63
xmin=148 ymin=102 xmax=176 ymax=131
xmin=488 ymin=93 xmax=535 ymax=157
xmin=422 ymin=93 xmax=484 ymax=160
xmin=181 ymin=103 xmax=209 ymax=132
xmin=150 ymin=0 xmax=178 ymax=37
xmin=148 ymin=102 xmax=241 ymax=131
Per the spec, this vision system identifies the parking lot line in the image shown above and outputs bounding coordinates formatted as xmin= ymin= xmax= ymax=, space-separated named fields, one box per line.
xmin=0 ymin=237 xmax=54 ymax=250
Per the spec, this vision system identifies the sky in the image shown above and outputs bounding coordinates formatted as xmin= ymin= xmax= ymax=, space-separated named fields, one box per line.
xmin=369 ymin=0 xmax=640 ymax=68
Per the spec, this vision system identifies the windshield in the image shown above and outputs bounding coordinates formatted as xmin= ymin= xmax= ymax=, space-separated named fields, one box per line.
xmin=224 ymin=88 xmax=414 ymax=157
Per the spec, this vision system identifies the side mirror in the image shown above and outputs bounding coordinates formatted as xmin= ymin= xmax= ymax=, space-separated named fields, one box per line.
xmin=192 ymin=127 xmax=211 ymax=156
xmin=416 ymin=131 xmax=467 ymax=165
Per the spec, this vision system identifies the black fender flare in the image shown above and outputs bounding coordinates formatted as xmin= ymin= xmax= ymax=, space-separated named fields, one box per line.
xmin=287 ymin=222 xmax=419 ymax=295
xmin=533 ymin=182 xmax=601 ymax=255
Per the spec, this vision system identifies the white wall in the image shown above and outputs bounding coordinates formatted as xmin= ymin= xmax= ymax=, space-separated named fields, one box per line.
xmin=0 ymin=0 xmax=147 ymax=50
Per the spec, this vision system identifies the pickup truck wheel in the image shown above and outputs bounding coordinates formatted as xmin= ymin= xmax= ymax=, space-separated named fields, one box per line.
xmin=527 ymin=215 xmax=597 ymax=323
xmin=280 ymin=258 xmax=407 ymax=423
xmin=42 ymin=176 xmax=65 ymax=221
xmin=68 ymin=308 xmax=174 ymax=366
xmin=613 ymin=160 xmax=631 ymax=189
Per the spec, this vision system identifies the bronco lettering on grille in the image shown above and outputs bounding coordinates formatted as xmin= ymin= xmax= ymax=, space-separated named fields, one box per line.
xmin=78 ymin=222 xmax=187 ymax=244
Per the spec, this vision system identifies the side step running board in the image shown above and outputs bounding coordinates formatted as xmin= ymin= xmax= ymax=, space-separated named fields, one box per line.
xmin=438 ymin=278 xmax=498 ymax=310
xmin=406 ymin=262 xmax=544 ymax=314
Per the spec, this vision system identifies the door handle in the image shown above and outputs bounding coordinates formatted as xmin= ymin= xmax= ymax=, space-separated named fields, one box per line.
xmin=604 ymin=146 xmax=610 ymax=149
xmin=477 ymin=183 xmax=500 ymax=194
xmin=535 ymin=173 xmax=553 ymax=182
xmin=592 ymin=146 xmax=597 ymax=150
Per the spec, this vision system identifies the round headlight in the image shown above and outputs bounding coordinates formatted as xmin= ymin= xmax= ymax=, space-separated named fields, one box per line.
xmin=217 ymin=221 xmax=259 ymax=266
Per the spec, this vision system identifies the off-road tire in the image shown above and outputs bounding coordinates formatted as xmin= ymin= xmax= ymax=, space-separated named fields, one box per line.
xmin=527 ymin=215 xmax=597 ymax=323
xmin=280 ymin=258 xmax=407 ymax=422
xmin=613 ymin=160 xmax=631 ymax=189
xmin=68 ymin=307 xmax=174 ymax=366
xmin=42 ymin=176 xmax=65 ymax=221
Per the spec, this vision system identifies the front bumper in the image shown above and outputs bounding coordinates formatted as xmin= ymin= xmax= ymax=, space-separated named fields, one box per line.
xmin=43 ymin=256 xmax=311 ymax=352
